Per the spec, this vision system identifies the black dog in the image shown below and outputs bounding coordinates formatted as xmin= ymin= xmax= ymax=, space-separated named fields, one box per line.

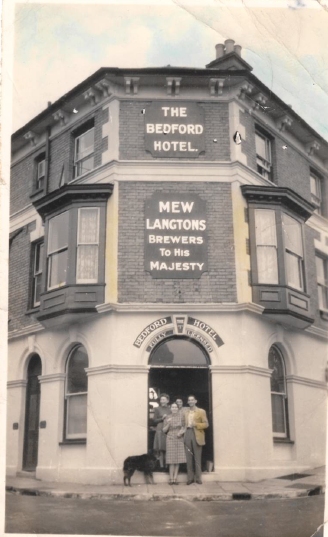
xmin=123 ymin=453 xmax=157 ymax=486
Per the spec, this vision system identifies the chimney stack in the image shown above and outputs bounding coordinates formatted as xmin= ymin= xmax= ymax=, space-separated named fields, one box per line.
xmin=215 ymin=44 xmax=225 ymax=59
xmin=234 ymin=45 xmax=242 ymax=57
xmin=224 ymin=39 xmax=235 ymax=54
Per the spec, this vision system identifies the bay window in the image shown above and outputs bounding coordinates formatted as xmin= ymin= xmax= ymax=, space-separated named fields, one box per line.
xmin=76 ymin=208 xmax=100 ymax=283
xmin=282 ymin=214 xmax=304 ymax=291
xmin=255 ymin=209 xmax=278 ymax=284
xmin=242 ymin=185 xmax=314 ymax=329
xmin=47 ymin=211 xmax=69 ymax=289
xmin=32 ymin=183 xmax=113 ymax=327
xmin=316 ymin=255 xmax=328 ymax=312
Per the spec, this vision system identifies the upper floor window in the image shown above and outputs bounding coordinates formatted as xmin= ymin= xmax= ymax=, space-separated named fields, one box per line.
xmin=255 ymin=209 xmax=278 ymax=284
xmin=65 ymin=345 xmax=88 ymax=440
xmin=47 ymin=211 xmax=69 ymax=289
xmin=31 ymin=241 xmax=44 ymax=307
xmin=282 ymin=214 xmax=304 ymax=292
xmin=268 ymin=346 xmax=289 ymax=439
xmin=34 ymin=153 xmax=46 ymax=192
xmin=255 ymin=129 xmax=272 ymax=181
xmin=310 ymin=172 xmax=322 ymax=215
xmin=316 ymin=255 xmax=328 ymax=312
xmin=254 ymin=209 xmax=305 ymax=292
xmin=76 ymin=208 xmax=100 ymax=283
xmin=74 ymin=123 xmax=95 ymax=178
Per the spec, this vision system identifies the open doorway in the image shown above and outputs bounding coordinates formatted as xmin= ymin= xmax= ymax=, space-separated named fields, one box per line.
xmin=148 ymin=337 xmax=213 ymax=472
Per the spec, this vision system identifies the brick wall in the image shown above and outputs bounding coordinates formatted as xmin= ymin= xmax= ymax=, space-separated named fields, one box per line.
xmin=239 ymin=110 xmax=312 ymax=201
xmin=119 ymin=102 xmax=230 ymax=161
xmin=8 ymin=224 xmax=36 ymax=332
xmin=10 ymin=149 xmax=44 ymax=214
xmin=274 ymin=135 xmax=311 ymax=201
xmin=48 ymin=107 xmax=109 ymax=193
xmin=118 ymin=182 xmax=237 ymax=303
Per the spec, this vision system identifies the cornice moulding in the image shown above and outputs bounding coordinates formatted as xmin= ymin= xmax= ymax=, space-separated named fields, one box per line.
xmin=96 ymin=302 xmax=264 ymax=315
xmin=38 ymin=373 xmax=66 ymax=384
xmin=86 ymin=364 xmax=149 ymax=376
xmin=210 ymin=365 xmax=272 ymax=378
xmin=286 ymin=375 xmax=327 ymax=390
xmin=8 ymin=324 xmax=44 ymax=341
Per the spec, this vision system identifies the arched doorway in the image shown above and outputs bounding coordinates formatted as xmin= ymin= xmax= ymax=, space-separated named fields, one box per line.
xmin=23 ymin=354 xmax=42 ymax=471
xmin=148 ymin=336 xmax=213 ymax=471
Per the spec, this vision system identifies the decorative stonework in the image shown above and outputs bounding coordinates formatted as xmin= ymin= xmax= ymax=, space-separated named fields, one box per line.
xmin=95 ymin=78 xmax=112 ymax=97
xmin=252 ymin=92 xmax=267 ymax=110
xmin=124 ymin=77 xmax=140 ymax=95
xmin=83 ymin=87 xmax=100 ymax=106
xmin=306 ymin=140 xmax=320 ymax=156
xmin=166 ymin=77 xmax=181 ymax=96
xmin=23 ymin=131 xmax=37 ymax=146
xmin=237 ymin=82 xmax=254 ymax=100
xmin=209 ymin=78 xmax=225 ymax=96
xmin=276 ymin=114 xmax=293 ymax=132
xmin=52 ymin=109 xmax=69 ymax=125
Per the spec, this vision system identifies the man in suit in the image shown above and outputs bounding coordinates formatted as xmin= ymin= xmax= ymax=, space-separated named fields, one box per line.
xmin=184 ymin=395 xmax=209 ymax=485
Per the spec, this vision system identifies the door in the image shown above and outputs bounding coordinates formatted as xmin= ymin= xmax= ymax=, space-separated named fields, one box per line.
xmin=23 ymin=355 xmax=42 ymax=471
xmin=148 ymin=337 xmax=213 ymax=471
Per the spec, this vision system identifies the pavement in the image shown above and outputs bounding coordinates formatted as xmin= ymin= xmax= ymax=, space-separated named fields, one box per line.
xmin=6 ymin=466 xmax=326 ymax=502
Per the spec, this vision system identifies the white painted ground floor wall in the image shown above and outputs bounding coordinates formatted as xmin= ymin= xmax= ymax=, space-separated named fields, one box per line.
xmin=7 ymin=307 xmax=327 ymax=484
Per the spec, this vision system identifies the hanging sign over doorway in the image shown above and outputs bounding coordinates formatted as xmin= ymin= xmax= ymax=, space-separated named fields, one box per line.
xmin=145 ymin=192 xmax=208 ymax=279
xmin=144 ymin=103 xmax=205 ymax=158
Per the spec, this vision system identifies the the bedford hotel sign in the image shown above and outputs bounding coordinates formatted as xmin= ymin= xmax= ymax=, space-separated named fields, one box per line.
xmin=145 ymin=192 xmax=208 ymax=279
xmin=145 ymin=103 xmax=205 ymax=158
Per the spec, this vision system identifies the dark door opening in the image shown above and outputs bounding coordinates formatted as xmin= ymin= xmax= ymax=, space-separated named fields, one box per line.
xmin=23 ymin=355 xmax=42 ymax=471
xmin=148 ymin=337 xmax=213 ymax=472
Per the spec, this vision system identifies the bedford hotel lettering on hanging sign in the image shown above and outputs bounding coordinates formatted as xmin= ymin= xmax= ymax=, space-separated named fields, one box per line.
xmin=145 ymin=192 xmax=208 ymax=278
xmin=144 ymin=103 xmax=205 ymax=157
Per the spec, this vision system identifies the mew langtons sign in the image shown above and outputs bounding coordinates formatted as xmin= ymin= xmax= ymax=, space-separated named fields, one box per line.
xmin=144 ymin=103 xmax=205 ymax=158
xmin=145 ymin=192 xmax=208 ymax=279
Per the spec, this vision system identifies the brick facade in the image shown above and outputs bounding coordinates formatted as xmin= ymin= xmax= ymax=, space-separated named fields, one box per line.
xmin=9 ymin=224 xmax=37 ymax=332
xmin=119 ymin=101 xmax=230 ymax=161
xmin=118 ymin=181 xmax=237 ymax=303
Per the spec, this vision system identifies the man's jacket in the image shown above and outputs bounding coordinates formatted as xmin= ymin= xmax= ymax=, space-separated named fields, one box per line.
xmin=184 ymin=407 xmax=209 ymax=446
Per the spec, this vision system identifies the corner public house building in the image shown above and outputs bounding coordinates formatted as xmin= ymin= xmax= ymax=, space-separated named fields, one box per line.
xmin=7 ymin=40 xmax=328 ymax=484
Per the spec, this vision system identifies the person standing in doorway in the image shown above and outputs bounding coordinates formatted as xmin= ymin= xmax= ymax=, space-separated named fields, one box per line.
xmin=153 ymin=393 xmax=171 ymax=468
xmin=184 ymin=395 xmax=209 ymax=485
xmin=163 ymin=402 xmax=186 ymax=484
xmin=175 ymin=397 xmax=188 ymax=416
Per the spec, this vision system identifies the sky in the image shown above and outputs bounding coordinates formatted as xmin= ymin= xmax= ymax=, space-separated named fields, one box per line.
xmin=7 ymin=0 xmax=328 ymax=140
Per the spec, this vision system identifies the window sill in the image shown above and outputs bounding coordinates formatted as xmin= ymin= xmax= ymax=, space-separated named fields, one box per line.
xmin=59 ymin=439 xmax=86 ymax=446
xmin=26 ymin=306 xmax=40 ymax=315
xmin=319 ymin=310 xmax=328 ymax=321
xmin=30 ymin=188 xmax=45 ymax=198
xmin=273 ymin=437 xmax=294 ymax=445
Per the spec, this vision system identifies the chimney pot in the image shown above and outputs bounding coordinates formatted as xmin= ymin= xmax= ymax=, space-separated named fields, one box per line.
xmin=215 ymin=44 xmax=225 ymax=59
xmin=225 ymin=39 xmax=235 ymax=54
xmin=234 ymin=45 xmax=242 ymax=56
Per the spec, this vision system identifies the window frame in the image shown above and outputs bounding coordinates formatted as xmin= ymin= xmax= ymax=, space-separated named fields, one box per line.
xmin=64 ymin=345 xmax=88 ymax=441
xmin=251 ymin=206 xmax=306 ymax=292
xmin=255 ymin=128 xmax=273 ymax=181
xmin=76 ymin=207 xmax=100 ymax=284
xmin=73 ymin=123 xmax=95 ymax=179
xmin=46 ymin=210 xmax=70 ymax=291
xmin=282 ymin=213 xmax=305 ymax=292
xmin=268 ymin=345 xmax=289 ymax=440
xmin=315 ymin=254 xmax=328 ymax=313
xmin=30 ymin=241 xmax=44 ymax=308
xmin=310 ymin=171 xmax=322 ymax=215
xmin=33 ymin=152 xmax=46 ymax=193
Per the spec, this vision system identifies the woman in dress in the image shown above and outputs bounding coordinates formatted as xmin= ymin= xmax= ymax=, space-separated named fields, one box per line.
xmin=153 ymin=393 xmax=171 ymax=468
xmin=163 ymin=402 xmax=186 ymax=484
